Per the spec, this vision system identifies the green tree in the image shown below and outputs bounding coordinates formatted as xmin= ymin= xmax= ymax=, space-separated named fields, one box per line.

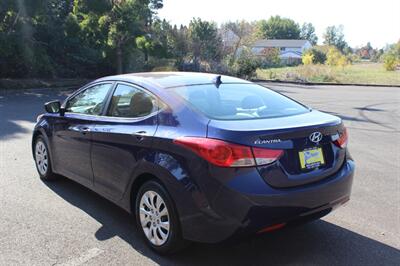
xmin=71 ymin=0 xmax=162 ymax=74
xmin=220 ymin=20 xmax=256 ymax=62
xmin=105 ymin=1 xmax=152 ymax=73
xmin=188 ymin=18 xmax=222 ymax=63
xmin=167 ymin=25 xmax=189 ymax=59
xmin=323 ymin=25 xmax=348 ymax=52
xmin=149 ymin=19 xmax=188 ymax=60
xmin=257 ymin=16 xmax=300 ymax=39
xmin=135 ymin=36 xmax=153 ymax=62
xmin=150 ymin=19 xmax=171 ymax=58
xmin=0 ymin=0 xmax=164 ymax=77
xmin=371 ymin=48 xmax=384 ymax=62
xmin=300 ymin=22 xmax=318 ymax=45
xmin=0 ymin=0 xmax=67 ymax=77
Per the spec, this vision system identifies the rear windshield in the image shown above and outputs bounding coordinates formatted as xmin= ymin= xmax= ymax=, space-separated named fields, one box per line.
xmin=171 ymin=83 xmax=309 ymax=120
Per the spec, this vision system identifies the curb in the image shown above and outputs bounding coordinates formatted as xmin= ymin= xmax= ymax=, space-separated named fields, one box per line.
xmin=252 ymin=79 xmax=400 ymax=88
xmin=0 ymin=85 xmax=80 ymax=93
xmin=0 ymin=79 xmax=89 ymax=91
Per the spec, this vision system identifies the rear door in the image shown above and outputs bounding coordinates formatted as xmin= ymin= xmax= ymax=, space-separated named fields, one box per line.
xmin=91 ymin=82 xmax=160 ymax=201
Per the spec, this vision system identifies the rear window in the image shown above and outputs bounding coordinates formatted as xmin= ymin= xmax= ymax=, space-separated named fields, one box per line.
xmin=171 ymin=83 xmax=309 ymax=120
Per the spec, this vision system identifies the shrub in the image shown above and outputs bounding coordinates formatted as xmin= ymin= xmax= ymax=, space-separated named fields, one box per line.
xmin=301 ymin=46 xmax=328 ymax=64
xmin=302 ymin=53 xmax=314 ymax=65
xmin=260 ymin=47 xmax=281 ymax=67
xmin=307 ymin=47 xmax=327 ymax=64
xmin=151 ymin=65 xmax=178 ymax=71
xmin=176 ymin=58 xmax=228 ymax=74
xmin=268 ymin=70 xmax=277 ymax=79
xmin=232 ymin=49 xmax=261 ymax=79
xmin=336 ymin=55 xmax=348 ymax=67
xmin=346 ymin=53 xmax=361 ymax=64
xmin=223 ymin=48 xmax=261 ymax=79
xmin=297 ymin=65 xmax=337 ymax=82
xmin=383 ymin=53 xmax=397 ymax=71
xmin=326 ymin=47 xmax=348 ymax=67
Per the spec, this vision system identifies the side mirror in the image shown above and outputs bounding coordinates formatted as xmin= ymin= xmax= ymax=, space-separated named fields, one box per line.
xmin=44 ymin=100 xmax=61 ymax=114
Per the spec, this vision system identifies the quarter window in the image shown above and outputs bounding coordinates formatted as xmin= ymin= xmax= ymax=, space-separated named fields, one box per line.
xmin=107 ymin=84 xmax=158 ymax=118
xmin=66 ymin=83 xmax=112 ymax=115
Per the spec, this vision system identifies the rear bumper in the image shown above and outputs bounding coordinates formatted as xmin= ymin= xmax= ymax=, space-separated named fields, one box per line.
xmin=180 ymin=159 xmax=355 ymax=243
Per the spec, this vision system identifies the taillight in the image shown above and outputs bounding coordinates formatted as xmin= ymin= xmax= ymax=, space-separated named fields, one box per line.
xmin=173 ymin=137 xmax=283 ymax=167
xmin=334 ymin=128 xmax=348 ymax=148
xmin=252 ymin=147 xmax=284 ymax=165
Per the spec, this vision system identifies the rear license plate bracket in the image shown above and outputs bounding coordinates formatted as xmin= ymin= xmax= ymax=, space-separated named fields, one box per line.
xmin=298 ymin=147 xmax=325 ymax=170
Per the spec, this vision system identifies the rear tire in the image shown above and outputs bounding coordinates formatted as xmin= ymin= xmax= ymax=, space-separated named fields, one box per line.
xmin=34 ymin=136 xmax=58 ymax=181
xmin=135 ymin=180 xmax=188 ymax=254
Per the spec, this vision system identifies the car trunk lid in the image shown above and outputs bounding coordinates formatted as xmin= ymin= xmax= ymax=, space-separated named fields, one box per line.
xmin=207 ymin=110 xmax=346 ymax=188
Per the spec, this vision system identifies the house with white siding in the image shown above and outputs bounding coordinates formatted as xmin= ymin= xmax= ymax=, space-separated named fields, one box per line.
xmin=251 ymin=39 xmax=312 ymax=64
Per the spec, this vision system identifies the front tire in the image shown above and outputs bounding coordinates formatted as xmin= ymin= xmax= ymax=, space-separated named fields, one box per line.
xmin=135 ymin=180 xmax=187 ymax=254
xmin=34 ymin=136 xmax=58 ymax=181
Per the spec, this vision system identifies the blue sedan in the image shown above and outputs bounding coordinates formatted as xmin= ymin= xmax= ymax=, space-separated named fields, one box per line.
xmin=32 ymin=72 xmax=354 ymax=254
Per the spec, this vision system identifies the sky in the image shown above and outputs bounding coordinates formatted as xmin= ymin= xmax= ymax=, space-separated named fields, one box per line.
xmin=157 ymin=0 xmax=400 ymax=48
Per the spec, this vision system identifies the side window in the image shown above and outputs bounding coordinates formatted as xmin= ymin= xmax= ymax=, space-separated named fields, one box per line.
xmin=107 ymin=84 xmax=158 ymax=118
xmin=66 ymin=83 xmax=112 ymax=115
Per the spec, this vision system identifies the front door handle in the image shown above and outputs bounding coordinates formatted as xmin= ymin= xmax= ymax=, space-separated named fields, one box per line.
xmin=80 ymin=127 xmax=91 ymax=134
xmin=133 ymin=130 xmax=147 ymax=141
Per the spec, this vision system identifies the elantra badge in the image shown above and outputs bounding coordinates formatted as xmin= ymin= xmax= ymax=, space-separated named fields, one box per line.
xmin=254 ymin=139 xmax=281 ymax=144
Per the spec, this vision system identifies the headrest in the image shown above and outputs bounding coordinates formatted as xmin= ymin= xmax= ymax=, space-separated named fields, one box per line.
xmin=129 ymin=92 xmax=153 ymax=117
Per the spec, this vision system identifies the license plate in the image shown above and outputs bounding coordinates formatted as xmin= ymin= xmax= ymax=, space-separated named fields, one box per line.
xmin=299 ymin=147 xmax=325 ymax=169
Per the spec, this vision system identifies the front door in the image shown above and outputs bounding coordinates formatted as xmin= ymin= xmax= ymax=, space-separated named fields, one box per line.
xmin=52 ymin=82 xmax=114 ymax=187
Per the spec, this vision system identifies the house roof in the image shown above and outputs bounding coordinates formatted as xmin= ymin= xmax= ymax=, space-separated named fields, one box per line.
xmin=252 ymin=39 xmax=310 ymax=48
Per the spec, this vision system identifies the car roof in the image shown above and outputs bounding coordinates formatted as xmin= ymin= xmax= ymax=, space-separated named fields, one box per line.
xmin=93 ymin=72 xmax=251 ymax=90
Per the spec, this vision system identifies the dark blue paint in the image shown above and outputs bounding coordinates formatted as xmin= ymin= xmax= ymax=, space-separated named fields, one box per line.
xmin=32 ymin=72 xmax=354 ymax=243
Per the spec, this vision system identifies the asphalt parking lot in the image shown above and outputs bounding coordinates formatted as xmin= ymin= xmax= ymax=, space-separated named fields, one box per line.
xmin=0 ymin=83 xmax=399 ymax=265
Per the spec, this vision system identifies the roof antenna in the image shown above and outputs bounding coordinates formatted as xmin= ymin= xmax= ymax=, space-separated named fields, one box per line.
xmin=213 ymin=75 xmax=222 ymax=88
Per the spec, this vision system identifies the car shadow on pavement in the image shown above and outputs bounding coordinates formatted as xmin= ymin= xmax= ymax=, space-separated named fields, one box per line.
xmin=44 ymin=178 xmax=400 ymax=266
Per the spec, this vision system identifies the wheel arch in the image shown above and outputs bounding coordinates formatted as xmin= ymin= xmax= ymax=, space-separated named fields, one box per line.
xmin=129 ymin=172 xmax=160 ymax=214
xmin=32 ymin=127 xmax=56 ymax=173
xmin=32 ymin=128 xmax=48 ymax=152
xmin=124 ymin=157 xmax=200 ymax=218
